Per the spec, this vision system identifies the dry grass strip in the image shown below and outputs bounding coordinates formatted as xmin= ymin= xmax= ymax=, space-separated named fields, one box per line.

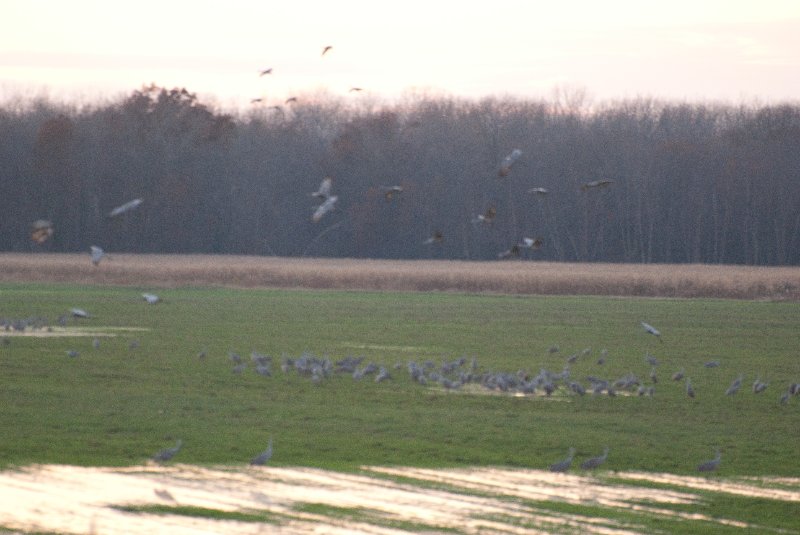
xmin=1 ymin=253 xmax=799 ymax=300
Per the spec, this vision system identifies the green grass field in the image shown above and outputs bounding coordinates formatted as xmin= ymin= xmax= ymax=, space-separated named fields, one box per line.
xmin=1 ymin=282 xmax=799 ymax=533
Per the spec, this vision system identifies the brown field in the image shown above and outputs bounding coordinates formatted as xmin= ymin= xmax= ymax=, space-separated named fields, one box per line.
xmin=2 ymin=253 xmax=799 ymax=299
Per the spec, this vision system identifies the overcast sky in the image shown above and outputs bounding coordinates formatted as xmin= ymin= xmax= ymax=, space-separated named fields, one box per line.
xmin=2 ymin=0 xmax=799 ymax=109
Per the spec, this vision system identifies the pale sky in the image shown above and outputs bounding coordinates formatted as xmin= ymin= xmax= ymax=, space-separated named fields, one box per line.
xmin=1 ymin=0 xmax=799 ymax=110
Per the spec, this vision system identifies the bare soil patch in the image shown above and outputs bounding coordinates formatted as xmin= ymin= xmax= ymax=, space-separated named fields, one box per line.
xmin=1 ymin=253 xmax=799 ymax=300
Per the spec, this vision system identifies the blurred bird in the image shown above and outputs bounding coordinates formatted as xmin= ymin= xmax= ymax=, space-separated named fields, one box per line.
xmin=697 ymin=448 xmax=721 ymax=472
xmin=90 ymin=245 xmax=105 ymax=266
xmin=423 ymin=231 xmax=444 ymax=245
xmin=671 ymin=368 xmax=685 ymax=381
xmin=66 ymin=350 xmax=79 ymax=358
xmin=108 ymin=198 xmax=143 ymax=218
xmin=549 ymin=447 xmax=575 ymax=472
xmin=285 ymin=97 xmax=297 ymax=104
xmin=142 ymin=293 xmax=160 ymax=304
xmin=30 ymin=220 xmax=54 ymax=244
xmin=498 ymin=245 xmax=521 ymax=259
xmin=519 ymin=237 xmax=543 ymax=250
xmin=498 ymin=149 xmax=522 ymax=177
xmin=725 ymin=375 xmax=743 ymax=395
xmin=580 ymin=179 xmax=615 ymax=191
xmin=382 ymin=185 xmax=403 ymax=201
xmin=473 ymin=206 xmax=496 ymax=225
xmin=704 ymin=360 xmax=720 ymax=368
xmin=312 ymin=195 xmax=338 ymax=222
xmin=349 ymin=87 xmax=364 ymax=92
xmin=580 ymin=447 xmax=609 ymax=469
xmin=752 ymin=377 xmax=768 ymax=394
xmin=321 ymin=45 xmax=333 ymax=56
xmin=312 ymin=177 xmax=333 ymax=199
xmin=527 ymin=187 xmax=549 ymax=195
xmin=154 ymin=488 xmax=176 ymax=502
xmin=641 ymin=322 xmax=662 ymax=341
xmin=92 ymin=338 xmax=100 ymax=349
xmin=152 ymin=439 xmax=183 ymax=462
xmin=259 ymin=68 xmax=273 ymax=76
xmin=250 ymin=438 xmax=273 ymax=465
xmin=70 ymin=308 xmax=89 ymax=318
xmin=686 ymin=377 xmax=695 ymax=398
xmin=645 ymin=353 xmax=659 ymax=366
xmin=250 ymin=98 xmax=264 ymax=104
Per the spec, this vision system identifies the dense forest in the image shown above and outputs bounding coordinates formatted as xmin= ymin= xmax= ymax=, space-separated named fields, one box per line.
xmin=1 ymin=86 xmax=798 ymax=265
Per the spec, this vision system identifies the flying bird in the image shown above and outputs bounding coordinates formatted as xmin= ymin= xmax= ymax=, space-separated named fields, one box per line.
xmin=519 ymin=237 xmax=543 ymax=250
xmin=259 ymin=68 xmax=273 ymax=76
xmin=382 ymin=185 xmax=403 ymax=201
xmin=641 ymin=322 xmax=662 ymax=341
xmin=321 ymin=45 xmax=333 ymax=56
xmin=498 ymin=149 xmax=522 ymax=177
xmin=580 ymin=179 xmax=615 ymax=191
xmin=152 ymin=439 xmax=183 ymax=462
xmin=349 ymin=87 xmax=364 ymax=92
xmin=527 ymin=187 xmax=549 ymax=195
xmin=250 ymin=98 xmax=264 ymax=104
xmin=70 ymin=308 xmax=89 ymax=318
xmin=473 ymin=206 xmax=496 ymax=224
xmin=250 ymin=438 xmax=273 ymax=465
xmin=423 ymin=231 xmax=444 ymax=245
xmin=108 ymin=198 xmax=143 ymax=218
xmin=697 ymin=448 xmax=721 ymax=472
xmin=90 ymin=245 xmax=105 ymax=266
xmin=312 ymin=195 xmax=338 ymax=222
xmin=312 ymin=177 xmax=333 ymax=199
xmin=30 ymin=220 xmax=54 ymax=244
xmin=285 ymin=97 xmax=297 ymax=104
xmin=142 ymin=293 xmax=160 ymax=304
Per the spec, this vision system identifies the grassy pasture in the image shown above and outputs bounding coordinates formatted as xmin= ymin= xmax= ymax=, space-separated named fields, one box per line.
xmin=1 ymin=282 xmax=798 ymax=478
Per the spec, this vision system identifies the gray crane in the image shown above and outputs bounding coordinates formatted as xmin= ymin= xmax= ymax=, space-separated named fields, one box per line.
xmin=108 ymin=198 xmax=143 ymax=218
xmin=697 ymin=448 xmax=721 ymax=472
xmin=725 ymin=375 xmax=743 ymax=395
xmin=686 ymin=377 xmax=695 ymax=398
xmin=250 ymin=438 xmax=273 ymax=465
xmin=153 ymin=439 xmax=182 ymax=462
xmin=641 ymin=322 xmax=662 ymax=342
xmin=549 ymin=447 xmax=575 ymax=472
xmin=580 ymin=447 xmax=609 ymax=469
xmin=90 ymin=245 xmax=105 ymax=266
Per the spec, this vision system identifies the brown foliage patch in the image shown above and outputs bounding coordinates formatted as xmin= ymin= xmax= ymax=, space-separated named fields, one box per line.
xmin=1 ymin=253 xmax=799 ymax=300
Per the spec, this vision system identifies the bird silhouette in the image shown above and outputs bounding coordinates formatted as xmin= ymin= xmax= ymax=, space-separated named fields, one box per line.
xmin=697 ymin=448 xmax=721 ymax=472
xmin=107 ymin=198 xmax=143 ymax=218
xmin=498 ymin=149 xmax=522 ymax=177
xmin=285 ymin=97 xmax=297 ymax=104
xmin=312 ymin=195 xmax=338 ymax=222
xmin=259 ymin=68 xmax=273 ymax=76
xmin=153 ymin=439 xmax=183 ymax=462
xmin=312 ymin=177 xmax=333 ymax=199
xmin=30 ymin=220 xmax=54 ymax=244
xmin=580 ymin=179 xmax=615 ymax=191
xmin=321 ymin=45 xmax=333 ymax=56
xmin=423 ymin=231 xmax=444 ymax=245
xmin=580 ymin=447 xmax=609 ymax=469
xmin=250 ymin=438 xmax=273 ymax=465
xmin=90 ymin=245 xmax=105 ymax=266
xmin=549 ymin=447 xmax=575 ymax=472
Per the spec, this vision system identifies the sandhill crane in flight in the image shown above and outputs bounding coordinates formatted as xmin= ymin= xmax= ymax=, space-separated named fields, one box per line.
xmin=580 ymin=179 xmax=615 ymax=191
xmin=473 ymin=206 xmax=496 ymax=225
xmin=90 ymin=245 xmax=105 ymax=266
xmin=312 ymin=177 xmax=333 ymax=200
xmin=498 ymin=149 xmax=522 ymax=177
xmin=349 ymin=87 xmax=364 ymax=92
xmin=259 ymin=68 xmax=273 ymax=76
xmin=641 ymin=321 xmax=662 ymax=342
xmin=250 ymin=438 xmax=273 ymax=465
xmin=580 ymin=447 xmax=609 ymax=469
xmin=285 ymin=97 xmax=297 ymax=104
xmin=322 ymin=45 xmax=333 ymax=56
xmin=153 ymin=439 xmax=183 ymax=462
xmin=382 ymin=185 xmax=403 ymax=201
xmin=108 ymin=198 xmax=143 ymax=218
xmin=312 ymin=195 xmax=338 ymax=222
xmin=697 ymin=448 xmax=721 ymax=472
xmin=250 ymin=98 xmax=264 ymax=104
xmin=423 ymin=231 xmax=443 ymax=245
xmin=549 ymin=447 xmax=575 ymax=472
xmin=30 ymin=220 xmax=54 ymax=244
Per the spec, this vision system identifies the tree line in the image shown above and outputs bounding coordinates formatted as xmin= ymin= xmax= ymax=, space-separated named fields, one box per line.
xmin=1 ymin=85 xmax=798 ymax=265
